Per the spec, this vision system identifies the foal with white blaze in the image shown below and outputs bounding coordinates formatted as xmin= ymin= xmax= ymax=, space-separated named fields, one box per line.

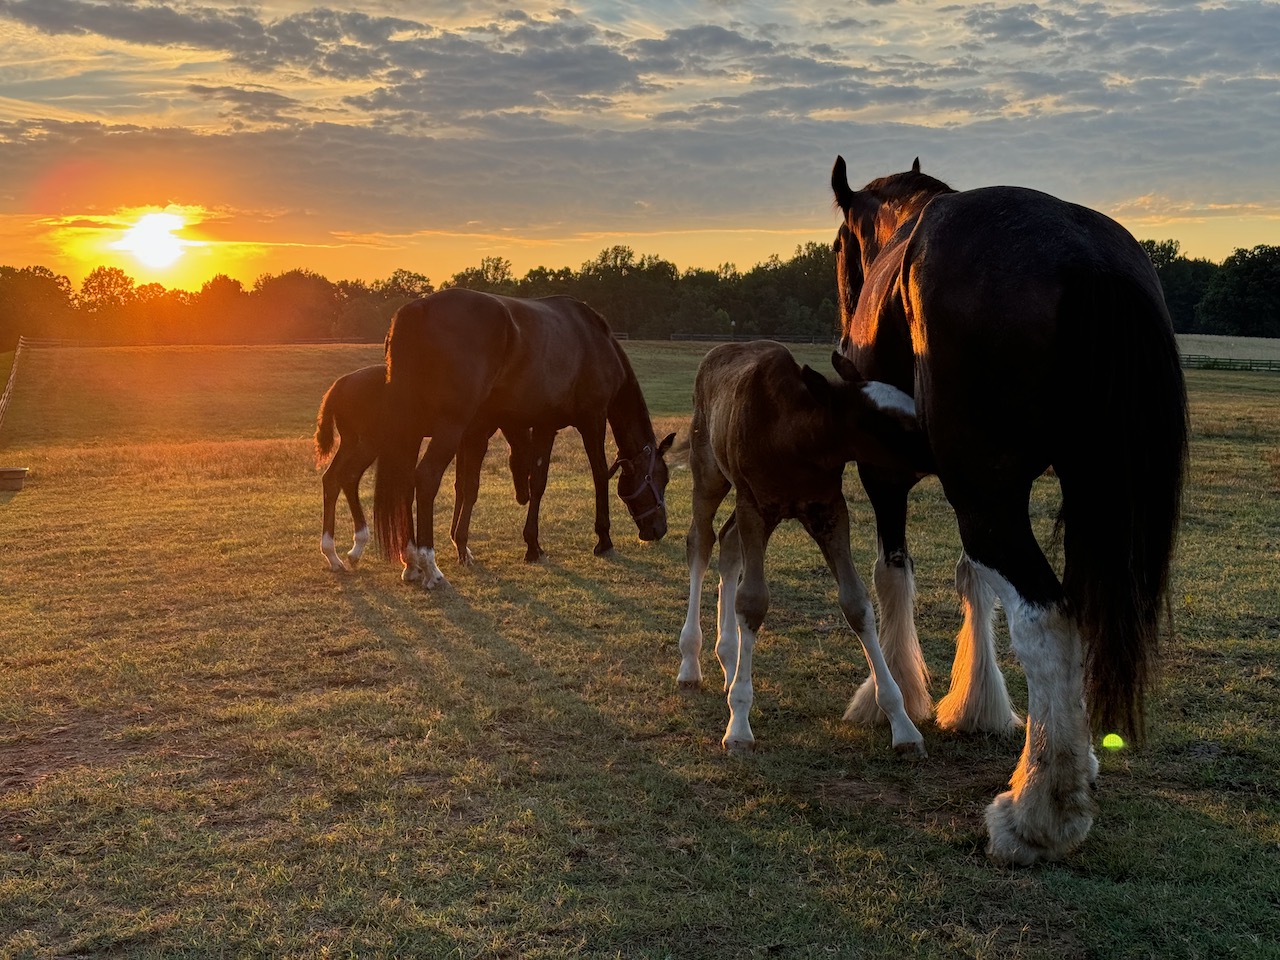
xmin=678 ymin=341 xmax=933 ymax=755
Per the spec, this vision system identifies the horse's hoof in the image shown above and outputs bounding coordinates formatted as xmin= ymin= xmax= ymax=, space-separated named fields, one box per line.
xmin=524 ymin=547 xmax=546 ymax=563
xmin=984 ymin=791 xmax=1091 ymax=867
xmin=721 ymin=737 xmax=755 ymax=754
xmin=894 ymin=739 xmax=928 ymax=761
xmin=457 ymin=547 xmax=475 ymax=566
xmin=677 ymin=679 xmax=703 ymax=693
xmin=593 ymin=541 xmax=615 ymax=557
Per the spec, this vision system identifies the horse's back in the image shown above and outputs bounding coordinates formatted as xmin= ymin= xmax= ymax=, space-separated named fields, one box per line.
xmin=481 ymin=294 xmax=629 ymax=422
xmin=902 ymin=185 xmax=1174 ymax=473
xmin=693 ymin=341 xmax=830 ymax=493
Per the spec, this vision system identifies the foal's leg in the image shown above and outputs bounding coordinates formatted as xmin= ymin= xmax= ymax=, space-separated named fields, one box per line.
xmin=677 ymin=461 xmax=731 ymax=691
xmin=935 ymin=554 xmax=1022 ymax=734
xmin=722 ymin=503 xmax=774 ymax=752
xmin=955 ymin=500 xmax=1096 ymax=865
xmin=320 ymin=444 xmax=349 ymax=571
xmin=406 ymin=429 xmax=463 ymax=589
xmin=846 ymin=467 xmax=933 ymax=725
xmin=450 ymin=430 xmax=489 ymax=565
xmin=715 ymin=511 xmax=744 ymax=691
xmin=340 ymin=442 xmax=377 ymax=569
xmin=803 ymin=499 xmax=926 ymax=757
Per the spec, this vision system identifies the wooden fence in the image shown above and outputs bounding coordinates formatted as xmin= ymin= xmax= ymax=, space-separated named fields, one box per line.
xmin=1178 ymin=354 xmax=1280 ymax=372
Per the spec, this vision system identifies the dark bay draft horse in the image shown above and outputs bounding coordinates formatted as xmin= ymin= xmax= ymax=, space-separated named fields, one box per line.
xmin=831 ymin=156 xmax=1188 ymax=864
xmin=374 ymin=288 xmax=675 ymax=589
xmin=314 ymin=364 xmax=531 ymax=572
xmin=677 ymin=341 xmax=934 ymax=754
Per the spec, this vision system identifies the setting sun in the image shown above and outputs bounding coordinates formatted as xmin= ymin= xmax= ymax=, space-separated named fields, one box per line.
xmin=112 ymin=212 xmax=187 ymax=269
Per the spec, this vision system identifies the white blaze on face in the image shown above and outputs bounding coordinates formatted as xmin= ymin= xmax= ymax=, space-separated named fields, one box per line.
xmin=861 ymin=381 xmax=917 ymax=419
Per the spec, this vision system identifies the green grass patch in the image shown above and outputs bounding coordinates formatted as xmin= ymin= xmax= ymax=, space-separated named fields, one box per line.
xmin=0 ymin=343 xmax=1277 ymax=958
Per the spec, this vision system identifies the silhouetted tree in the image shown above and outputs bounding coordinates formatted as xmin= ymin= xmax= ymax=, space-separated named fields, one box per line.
xmin=251 ymin=269 xmax=342 ymax=341
xmin=1196 ymin=245 xmax=1280 ymax=338
xmin=1139 ymin=238 xmax=1220 ymax=333
xmin=0 ymin=265 xmax=74 ymax=349
xmin=446 ymin=257 xmax=516 ymax=294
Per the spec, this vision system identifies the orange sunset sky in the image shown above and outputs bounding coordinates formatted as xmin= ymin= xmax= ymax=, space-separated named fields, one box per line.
xmin=1 ymin=0 xmax=1277 ymax=293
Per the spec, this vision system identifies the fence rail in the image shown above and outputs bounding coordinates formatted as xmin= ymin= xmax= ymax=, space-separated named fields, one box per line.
xmin=1179 ymin=354 xmax=1280 ymax=372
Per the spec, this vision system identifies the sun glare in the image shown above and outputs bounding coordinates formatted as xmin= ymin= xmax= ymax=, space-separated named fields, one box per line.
xmin=112 ymin=212 xmax=187 ymax=269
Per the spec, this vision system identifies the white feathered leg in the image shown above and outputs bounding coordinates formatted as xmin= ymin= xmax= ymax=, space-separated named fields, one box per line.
xmin=936 ymin=554 xmax=1022 ymax=735
xmin=845 ymin=554 xmax=932 ymax=725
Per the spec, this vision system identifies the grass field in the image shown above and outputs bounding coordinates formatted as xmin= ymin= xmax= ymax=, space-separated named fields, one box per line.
xmin=1 ymin=341 xmax=1278 ymax=959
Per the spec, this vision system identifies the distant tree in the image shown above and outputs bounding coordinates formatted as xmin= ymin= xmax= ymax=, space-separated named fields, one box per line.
xmin=251 ymin=269 xmax=342 ymax=341
xmin=1139 ymin=238 xmax=1220 ymax=333
xmin=76 ymin=266 xmax=138 ymax=340
xmin=123 ymin=283 xmax=193 ymax=343
xmin=446 ymin=257 xmax=515 ymax=294
xmin=1195 ymin=245 xmax=1280 ymax=338
xmin=0 ymin=265 xmax=74 ymax=348
xmin=78 ymin=266 xmax=136 ymax=313
xmin=517 ymin=265 xmax=577 ymax=299
xmin=192 ymin=274 xmax=250 ymax=342
xmin=374 ymin=269 xmax=434 ymax=303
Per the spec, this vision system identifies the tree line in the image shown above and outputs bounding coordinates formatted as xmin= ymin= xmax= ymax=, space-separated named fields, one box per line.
xmin=2 ymin=239 xmax=1277 ymax=353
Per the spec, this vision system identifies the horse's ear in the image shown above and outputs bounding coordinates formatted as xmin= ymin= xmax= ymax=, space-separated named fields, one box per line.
xmin=912 ymin=157 xmax=921 ymax=173
xmin=831 ymin=351 xmax=863 ymax=384
xmin=831 ymin=155 xmax=854 ymax=211
xmin=801 ymin=364 xmax=831 ymax=402
xmin=657 ymin=432 xmax=676 ymax=456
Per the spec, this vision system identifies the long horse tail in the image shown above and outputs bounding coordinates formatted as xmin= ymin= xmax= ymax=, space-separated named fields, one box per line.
xmin=373 ymin=303 xmax=430 ymax=562
xmin=314 ymin=380 xmax=340 ymax=468
xmin=1056 ymin=268 xmax=1189 ymax=738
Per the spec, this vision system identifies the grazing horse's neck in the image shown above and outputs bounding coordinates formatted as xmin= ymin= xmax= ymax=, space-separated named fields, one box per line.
xmin=606 ymin=369 xmax=655 ymax=457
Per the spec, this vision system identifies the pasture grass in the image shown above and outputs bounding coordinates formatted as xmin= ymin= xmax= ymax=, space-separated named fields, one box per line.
xmin=1 ymin=343 xmax=1278 ymax=959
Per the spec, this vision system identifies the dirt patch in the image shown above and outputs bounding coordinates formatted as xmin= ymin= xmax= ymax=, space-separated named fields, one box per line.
xmin=0 ymin=709 xmax=147 ymax=794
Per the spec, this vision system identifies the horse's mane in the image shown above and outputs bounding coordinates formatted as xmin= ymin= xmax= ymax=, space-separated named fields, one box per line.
xmin=863 ymin=169 xmax=955 ymax=207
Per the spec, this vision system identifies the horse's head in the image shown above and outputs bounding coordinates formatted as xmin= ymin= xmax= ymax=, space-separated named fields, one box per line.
xmin=609 ymin=432 xmax=676 ymax=542
xmin=800 ymin=353 xmax=933 ymax=475
xmin=831 ymin=156 xmax=953 ymax=351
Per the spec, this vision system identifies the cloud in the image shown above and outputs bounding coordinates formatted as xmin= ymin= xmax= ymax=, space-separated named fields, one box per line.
xmin=0 ymin=0 xmax=1277 ymax=274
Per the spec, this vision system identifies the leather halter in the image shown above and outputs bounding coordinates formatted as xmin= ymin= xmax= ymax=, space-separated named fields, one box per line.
xmin=607 ymin=443 xmax=665 ymax=523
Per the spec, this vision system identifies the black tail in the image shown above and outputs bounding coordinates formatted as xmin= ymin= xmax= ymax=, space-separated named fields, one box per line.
xmin=314 ymin=382 xmax=338 ymax=468
xmin=1056 ymin=271 xmax=1189 ymax=738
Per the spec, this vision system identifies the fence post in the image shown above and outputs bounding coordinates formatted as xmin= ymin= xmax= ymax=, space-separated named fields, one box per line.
xmin=0 ymin=336 xmax=25 ymax=436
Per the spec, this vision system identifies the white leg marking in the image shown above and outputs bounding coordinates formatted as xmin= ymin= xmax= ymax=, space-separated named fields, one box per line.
xmin=722 ymin=615 xmax=756 ymax=752
xmin=417 ymin=546 xmax=447 ymax=590
xmin=401 ymin=540 xmax=423 ymax=583
xmin=845 ymin=594 xmax=926 ymax=758
xmin=715 ymin=557 xmax=742 ymax=692
xmin=321 ymin=532 xmax=348 ymax=572
xmin=677 ymin=559 xmax=706 ymax=690
xmin=936 ymin=554 xmax=1022 ymax=735
xmin=846 ymin=557 xmax=932 ymax=725
xmin=347 ymin=525 xmax=370 ymax=568
xmin=975 ymin=563 xmax=1096 ymax=866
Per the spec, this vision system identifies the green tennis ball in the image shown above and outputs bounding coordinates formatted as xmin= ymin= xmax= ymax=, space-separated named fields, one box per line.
xmin=1102 ymin=733 xmax=1126 ymax=750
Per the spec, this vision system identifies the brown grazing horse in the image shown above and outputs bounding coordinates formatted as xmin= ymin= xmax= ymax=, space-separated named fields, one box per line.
xmin=831 ymin=156 xmax=1188 ymax=864
xmin=374 ymin=288 xmax=675 ymax=588
xmin=677 ymin=340 xmax=934 ymax=755
xmin=314 ymin=364 xmax=530 ymax=572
